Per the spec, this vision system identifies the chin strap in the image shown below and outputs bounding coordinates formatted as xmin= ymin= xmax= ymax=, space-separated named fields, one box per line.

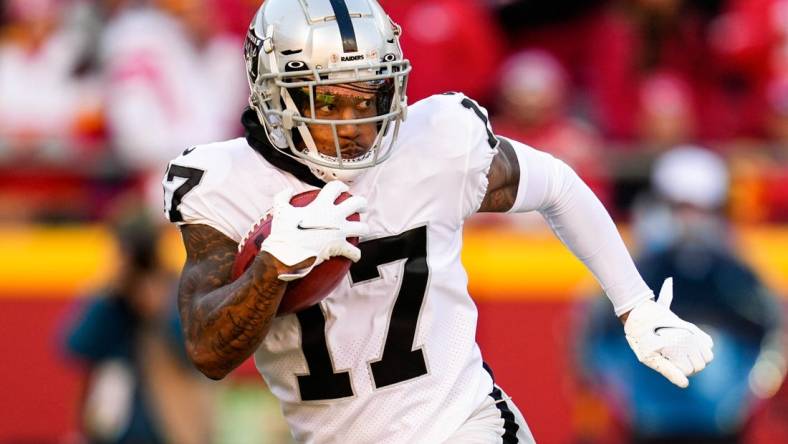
xmin=241 ymin=108 xmax=326 ymax=188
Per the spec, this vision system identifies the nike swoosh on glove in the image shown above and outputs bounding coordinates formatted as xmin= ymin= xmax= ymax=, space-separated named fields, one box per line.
xmin=261 ymin=180 xmax=369 ymax=281
xmin=624 ymin=278 xmax=714 ymax=388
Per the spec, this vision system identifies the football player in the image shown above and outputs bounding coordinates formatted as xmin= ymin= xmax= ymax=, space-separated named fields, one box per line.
xmin=162 ymin=1 xmax=714 ymax=442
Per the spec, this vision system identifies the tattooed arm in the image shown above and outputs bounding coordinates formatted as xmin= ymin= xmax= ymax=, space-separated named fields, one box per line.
xmin=178 ymin=224 xmax=310 ymax=380
xmin=478 ymin=138 xmax=519 ymax=213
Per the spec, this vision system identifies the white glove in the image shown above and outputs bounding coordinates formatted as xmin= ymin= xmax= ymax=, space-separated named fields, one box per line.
xmin=624 ymin=278 xmax=714 ymax=388
xmin=261 ymin=180 xmax=369 ymax=281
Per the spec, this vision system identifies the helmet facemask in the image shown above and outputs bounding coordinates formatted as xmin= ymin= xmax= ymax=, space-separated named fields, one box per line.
xmin=248 ymin=39 xmax=410 ymax=182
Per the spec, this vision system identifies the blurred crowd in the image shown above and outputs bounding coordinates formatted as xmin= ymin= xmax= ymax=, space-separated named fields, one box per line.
xmin=3 ymin=0 xmax=788 ymax=223
xmin=0 ymin=0 xmax=253 ymax=221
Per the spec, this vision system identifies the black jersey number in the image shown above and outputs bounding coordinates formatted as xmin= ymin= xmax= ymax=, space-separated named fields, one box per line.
xmin=164 ymin=164 xmax=204 ymax=223
xmin=444 ymin=92 xmax=497 ymax=149
xmin=460 ymin=98 xmax=497 ymax=149
xmin=295 ymin=226 xmax=430 ymax=401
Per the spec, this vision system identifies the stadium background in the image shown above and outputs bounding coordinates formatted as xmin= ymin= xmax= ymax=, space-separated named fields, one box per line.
xmin=1 ymin=0 xmax=788 ymax=442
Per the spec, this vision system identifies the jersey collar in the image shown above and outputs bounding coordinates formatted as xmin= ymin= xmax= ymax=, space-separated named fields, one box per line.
xmin=241 ymin=107 xmax=326 ymax=188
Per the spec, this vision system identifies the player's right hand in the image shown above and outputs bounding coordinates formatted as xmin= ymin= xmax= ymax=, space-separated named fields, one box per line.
xmin=261 ymin=180 xmax=369 ymax=281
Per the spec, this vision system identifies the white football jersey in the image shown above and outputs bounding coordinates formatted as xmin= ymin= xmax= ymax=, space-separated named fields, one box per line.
xmin=163 ymin=93 xmax=501 ymax=443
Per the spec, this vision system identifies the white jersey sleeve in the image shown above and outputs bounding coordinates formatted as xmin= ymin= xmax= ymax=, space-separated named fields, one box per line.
xmin=408 ymin=93 xmax=499 ymax=220
xmin=162 ymin=144 xmax=234 ymax=237
xmin=454 ymin=95 xmax=499 ymax=219
xmin=161 ymin=138 xmax=305 ymax=243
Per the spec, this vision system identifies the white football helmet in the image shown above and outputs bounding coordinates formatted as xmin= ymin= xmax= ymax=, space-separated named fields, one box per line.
xmin=244 ymin=0 xmax=410 ymax=182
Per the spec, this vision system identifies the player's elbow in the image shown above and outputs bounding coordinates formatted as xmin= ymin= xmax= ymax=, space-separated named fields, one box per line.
xmin=540 ymin=158 xmax=584 ymax=213
xmin=186 ymin=341 xmax=233 ymax=380
xmin=552 ymin=158 xmax=581 ymax=196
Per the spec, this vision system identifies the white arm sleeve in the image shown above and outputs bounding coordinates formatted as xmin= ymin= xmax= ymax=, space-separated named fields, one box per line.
xmin=506 ymin=138 xmax=653 ymax=315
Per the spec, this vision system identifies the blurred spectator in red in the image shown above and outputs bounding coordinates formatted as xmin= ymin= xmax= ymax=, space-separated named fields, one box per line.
xmin=208 ymin=0 xmax=259 ymax=37
xmin=719 ymin=75 xmax=788 ymax=224
xmin=766 ymin=76 xmax=788 ymax=143
xmin=758 ymin=76 xmax=788 ymax=221
xmin=584 ymin=0 xmax=728 ymax=141
xmin=710 ymin=0 xmax=788 ymax=138
xmin=636 ymin=71 xmax=697 ymax=150
xmin=748 ymin=376 xmax=788 ymax=444
xmin=0 ymin=0 xmax=103 ymax=154
xmin=493 ymin=50 xmax=611 ymax=205
xmin=100 ymin=0 xmax=247 ymax=173
xmin=380 ymin=0 xmax=504 ymax=104
xmin=491 ymin=0 xmax=605 ymax=91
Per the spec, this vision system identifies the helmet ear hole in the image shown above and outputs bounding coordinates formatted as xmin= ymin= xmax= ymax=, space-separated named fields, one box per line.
xmin=270 ymin=127 xmax=289 ymax=149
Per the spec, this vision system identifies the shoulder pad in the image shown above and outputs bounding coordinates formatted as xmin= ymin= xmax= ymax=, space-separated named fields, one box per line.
xmin=162 ymin=139 xmax=241 ymax=224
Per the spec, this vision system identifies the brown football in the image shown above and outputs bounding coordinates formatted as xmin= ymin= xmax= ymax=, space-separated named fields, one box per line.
xmin=230 ymin=189 xmax=360 ymax=315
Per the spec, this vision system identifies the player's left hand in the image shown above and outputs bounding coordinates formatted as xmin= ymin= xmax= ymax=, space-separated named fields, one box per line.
xmin=624 ymin=278 xmax=714 ymax=388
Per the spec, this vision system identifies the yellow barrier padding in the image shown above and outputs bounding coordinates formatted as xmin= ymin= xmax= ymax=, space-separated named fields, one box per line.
xmin=0 ymin=226 xmax=119 ymax=297
xmin=737 ymin=227 xmax=788 ymax=297
xmin=462 ymin=229 xmax=596 ymax=301
xmin=0 ymin=225 xmax=786 ymax=300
